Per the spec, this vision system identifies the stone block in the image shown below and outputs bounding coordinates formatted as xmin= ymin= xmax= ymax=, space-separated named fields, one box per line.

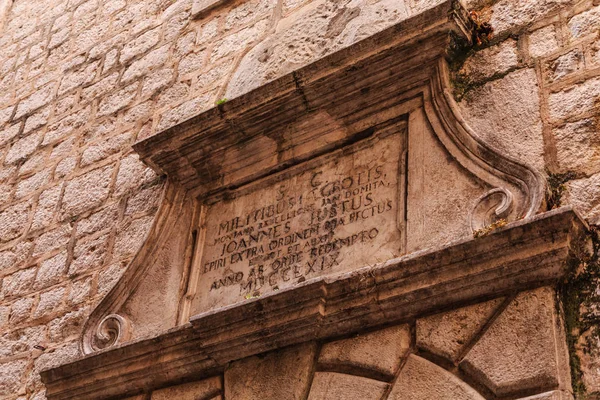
xmin=546 ymin=49 xmax=583 ymax=82
xmin=417 ymin=298 xmax=504 ymax=362
xmin=33 ymin=286 xmax=66 ymax=319
xmin=81 ymin=131 xmax=131 ymax=167
xmin=97 ymin=262 xmax=126 ymax=296
xmin=81 ymin=72 xmax=119 ymax=104
xmin=0 ymin=359 xmax=28 ymax=396
xmin=120 ymin=27 xmax=162 ymax=64
xmin=151 ymin=376 xmax=221 ymax=400
xmin=48 ymin=308 xmax=86 ymax=342
xmin=14 ymin=84 xmax=55 ymax=120
xmin=460 ymin=287 xmax=564 ymax=397
xmin=33 ymin=251 xmax=68 ymax=290
xmin=319 ymin=324 xmax=410 ymax=378
xmin=43 ymin=107 xmax=91 ymax=146
xmin=8 ymin=297 xmax=34 ymax=324
xmin=178 ymin=50 xmax=206 ymax=76
xmin=554 ymin=118 xmax=600 ymax=175
xmin=0 ymin=241 xmax=32 ymax=273
xmin=0 ymin=122 xmax=22 ymax=146
xmin=528 ymin=25 xmax=560 ymax=58
xmin=517 ymin=391 xmax=573 ymax=399
xmin=489 ymin=0 xmax=572 ymax=37
xmin=5 ymin=131 xmax=43 ymax=164
xmin=60 ymin=165 xmax=114 ymax=219
xmin=307 ymin=372 xmax=388 ymax=400
xmin=32 ymin=225 xmax=72 ymax=257
xmin=114 ymin=154 xmax=157 ymax=196
xmin=224 ymin=0 xmax=276 ymax=30
xmin=97 ymin=82 xmax=139 ymax=117
xmin=390 ymin=355 xmax=484 ymax=399
xmin=122 ymin=44 xmax=170 ymax=83
xmin=112 ymin=216 xmax=154 ymax=261
xmin=568 ymin=5 xmax=600 ymax=39
xmin=58 ymin=62 xmax=99 ymax=96
xmin=0 ymin=202 xmax=31 ymax=242
xmin=2 ymin=267 xmax=36 ymax=299
xmin=156 ymin=93 xmax=214 ymax=131
xmin=224 ymin=342 xmax=316 ymax=400
xmin=460 ymin=39 xmax=519 ymax=83
xmin=68 ymin=277 xmax=92 ymax=306
xmin=15 ymin=168 xmax=51 ymax=199
xmin=76 ymin=204 xmax=119 ymax=237
xmin=125 ymin=182 xmax=162 ymax=216
xmin=459 ymin=68 xmax=545 ymax=170
xmin=69 ymin=233 xmax=109 ymax=276
xmin=192 ymin=0 xmax=227 ymax=19
xmin=548 ymin=77 xmax=600 ymax=121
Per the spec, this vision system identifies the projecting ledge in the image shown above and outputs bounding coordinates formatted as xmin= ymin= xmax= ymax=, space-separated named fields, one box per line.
xmin=41 ymin=206 xmax=586 ymax=400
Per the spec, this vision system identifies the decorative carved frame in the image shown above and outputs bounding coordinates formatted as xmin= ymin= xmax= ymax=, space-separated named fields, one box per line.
xmin=42 ymin=2 xmax=584 ymax=399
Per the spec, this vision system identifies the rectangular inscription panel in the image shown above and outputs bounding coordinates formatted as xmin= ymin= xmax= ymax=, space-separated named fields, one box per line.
xmin=191 ymin=130 xmax=404 ymax=314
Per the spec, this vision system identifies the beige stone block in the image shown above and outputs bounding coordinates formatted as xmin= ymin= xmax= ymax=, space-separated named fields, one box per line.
xmin=461 ymin=287 xmax=564 ymax=397
xmin=554 ymin=118 xmax=600 ymax=175
xmin=529 ymin=25 xmax=560 ymax=58
xmin=568 ymin=5 xmax=600 ymax=39
xmin=548 ymin=77 xmax=600 ymax=121
xmin=151 ymin=376 xmax=221 ymax=400
xmin=307 ymin=372 xmax=388 ymax=400
xmin=2 ymin=267 xmax=36 ymax=298
xmin=5 ymin=131 xmax=43 ymax=164
xmin=60 ymin=165 xmax=113 ymax=219
xmin=489 ymin=0 xmax=571 ymax=37
xmin=460 ymin=39 xmax=519 ymax=83
xmin=192 ymin=0 xmax=227 ymax=19
xmin=546 ymin=49 xmax=584 ymax=82
xmin=389 ymin=355 xmax=483 ymax=400
xmin=319 ymin=324 xmax=410 ymax=378
xmin=459 ymin=68 xmax=545 ymax=170
xmin=120 ymin=27 xmax=161 ymax=64
xmin=0 ymin=201 xmax=31 ymax=242
xmin=417 ymin=298 xmax=504 ymax=362
xmin=224 ymin=342 xmax=316 ymax=400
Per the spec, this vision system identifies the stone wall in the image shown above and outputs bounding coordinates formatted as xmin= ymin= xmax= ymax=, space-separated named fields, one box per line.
xmin=0 ymin=0 xmax=598 ymax=398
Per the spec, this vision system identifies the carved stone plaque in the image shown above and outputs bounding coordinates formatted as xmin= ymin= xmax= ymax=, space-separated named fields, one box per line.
xmin=191 ymin=129 xmax=405 ymax=314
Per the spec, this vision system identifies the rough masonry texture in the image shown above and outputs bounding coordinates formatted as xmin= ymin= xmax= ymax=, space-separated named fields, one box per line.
xmin=0 ymin=0 xmax=599 ymax=399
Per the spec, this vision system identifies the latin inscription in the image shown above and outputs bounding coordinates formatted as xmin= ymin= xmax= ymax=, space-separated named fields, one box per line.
xmin=193 ymin=133 xmax=403 ymax=313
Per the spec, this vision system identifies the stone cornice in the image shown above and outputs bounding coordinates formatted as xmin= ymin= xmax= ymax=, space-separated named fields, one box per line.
xmin=41 ymin=207 xmax=586 ymax=399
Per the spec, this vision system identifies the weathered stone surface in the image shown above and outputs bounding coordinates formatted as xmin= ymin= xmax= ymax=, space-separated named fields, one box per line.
xmin=5 ymin=131 xmax=43 ymax=164
xmin=0 ymin=202 xmax=31 ymax=242
xmin=0 ymin=359 xmax=28 ymax=396
xmin=225 ymin=0 xmax=410 ymax=99
xmin=120 ymin=27 xmax=161 ymax=64
xmin=2 ymin=267 xmax=36 ymax=299
xmin=151 ymin=376 xmax=221 ymax=400
xmin=461 ymin=288 xmax=563 ymax=397
xmin=568 ymin=5 xmax=600 ymax=39
xmin=566 ymin=172 xmax=600 ymax=223
xmin=319 ymin=324 xmax=410 ymax=378
xmin=489 ymin=0 xmax=572 ymax=37
xmin=554 ymin=118 xmax=600 ymax=175
xmin=459 ymin=68 xmax=545 ymax=170
xmin=69 ymin=234 xmax=109 ymax=276
xmin=33 ymin=286 xmax=66 ymax=319
xmin=389 ymin=355 xmax=484 ymax=400
xmin=307 ymin=372 xmax=388 ymax=400
xmin=224 ymin=342 xmax=316 ymax=400
xmin=417 ymin=298 xmax=504 ymax=362
xmin=34 ymin=251 xmax=68 ymax=290
xmin=60 ymin=165 xmax=113 ymax=218
xmin=546 ymin=49 xmax=584 ymax=82
xmin=548 ymin=77 xmax=600 ymax=121
xmin=460 ymin=39 xmax=519 ymax=83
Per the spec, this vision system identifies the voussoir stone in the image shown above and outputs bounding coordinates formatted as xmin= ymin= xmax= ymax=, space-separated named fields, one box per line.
xmin=151 ymin=376 xmax=221 ymax=400
xmin=389 ymin=355 xmax=484 ymax=400
xmin=460 ymin=287 xmax=562 ymax=397
xmin=318 ymin=324 xmax=410 ymax=378
xmin=224 ymin=342 xmax=316 ymax=400
xmin=307 ymin=372 xmax=388 ymax=400
xmin=416 ymin=298 xmax=504 ymax=362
